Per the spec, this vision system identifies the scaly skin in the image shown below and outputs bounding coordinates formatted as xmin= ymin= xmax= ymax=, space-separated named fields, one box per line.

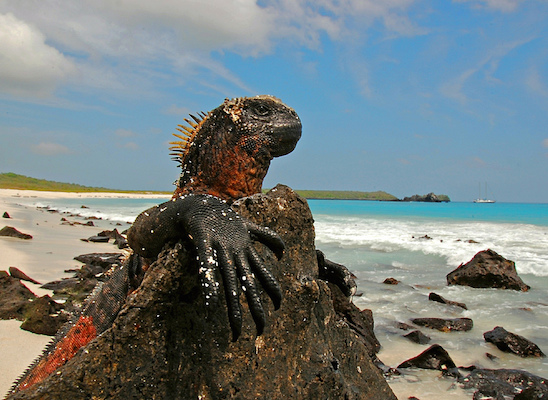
xmin=8 ymin=95 xmax=301 ymax=396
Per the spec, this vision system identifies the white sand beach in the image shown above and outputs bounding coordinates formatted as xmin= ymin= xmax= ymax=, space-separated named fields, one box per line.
xmin=0 ymin=189 xmax=168 ymax=397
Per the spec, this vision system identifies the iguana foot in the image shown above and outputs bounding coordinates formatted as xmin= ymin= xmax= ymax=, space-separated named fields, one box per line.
xmin=316 ymin=250 xmax=357 ymax=298
xmin=128 ymin=194 xmax=284 ymax=340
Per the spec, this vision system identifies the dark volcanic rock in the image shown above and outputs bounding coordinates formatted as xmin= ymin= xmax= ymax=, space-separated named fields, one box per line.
xmin=0 ymin=226 xmax=32 ymax=239
xmin=397 ymin=344 xmax=459 ymax=377
xmin=447 ymin=249 xmax=530 ymax=291
xmin=20 ymin=295 xmax=68 ymax=335
xmin=97 ymin=229 xmax=129 ymax=249
xmin=484 ymin=326 xmax=545 ymax=358
xmin=401 ymin=193 xmax=447 ymax=202
xmin=411 ymin=317 xmax=473 ymax=332
xmin=73 ymin=253 xmax=124 ymax=269
xmin=85 ymin=235 xmax=110 ymax=243
xmin=428 ymin=292 xmax=467 ymax=310
xmin=8 ymin=185 xmax=396 ymax=400
xmin=41 ymin=253 xmax=125 ymax=306
xmin=403 ymin=330 xmax=431 ymax=344
xmin=460 ymin=368 xmax=548 ymax=399
xmin=0 ymin=274 xmax=37 ymax=320
xmin=3 ymin=211 xmax=11 ymax=218
xmin=9 ymin=267 xmax=41 ymax=284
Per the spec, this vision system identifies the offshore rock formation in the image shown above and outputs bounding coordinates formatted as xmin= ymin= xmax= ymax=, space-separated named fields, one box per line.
xmin=400 ymin=193 xmax=450 ymax=202
xmin=8 ymin=185 xmax=395 ymax=400
xmin=447 ymin=249 xmax=530 ymax=291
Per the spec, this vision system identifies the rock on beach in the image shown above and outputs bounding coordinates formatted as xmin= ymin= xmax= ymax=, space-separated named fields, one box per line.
xmin=0 ymin=226 xmax=32 ymax=240
xmin=6 ymin=185 xmax=396 ymax=400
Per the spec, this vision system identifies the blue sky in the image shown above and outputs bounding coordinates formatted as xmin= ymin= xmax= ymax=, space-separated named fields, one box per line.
xmin=1 ymin=0 xmax=547 ymax=202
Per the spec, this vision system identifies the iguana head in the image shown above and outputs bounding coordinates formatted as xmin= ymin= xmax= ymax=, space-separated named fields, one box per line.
xmin=170 ymin=95 xmax=302 ymax=202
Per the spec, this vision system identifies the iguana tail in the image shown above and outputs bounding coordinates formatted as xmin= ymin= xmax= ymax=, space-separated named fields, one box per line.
xmin=7 ymin=253 xmax=144 ymax=395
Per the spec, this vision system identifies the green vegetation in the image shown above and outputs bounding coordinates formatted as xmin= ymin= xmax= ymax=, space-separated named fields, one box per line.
xmin=3 ymin=173 xmax=447 ymax=201
xmin=0 ymin=173 xmax=168 ymax=194
xmin=265 ymin=188 xmax=399 ymax=201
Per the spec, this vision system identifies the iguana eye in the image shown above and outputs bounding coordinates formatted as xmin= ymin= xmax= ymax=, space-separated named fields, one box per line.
xmin=254 ymin=104 xmax=270 ymax=116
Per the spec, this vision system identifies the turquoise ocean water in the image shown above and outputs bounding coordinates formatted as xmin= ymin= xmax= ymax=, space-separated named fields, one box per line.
xmin=19 ymin=196 xmax=548 ymax=398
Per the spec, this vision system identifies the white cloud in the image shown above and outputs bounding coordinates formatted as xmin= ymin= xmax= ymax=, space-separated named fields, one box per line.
xmin=0 ymin=0 xmax=425 ymax=98
xmin=440 ymin=38 xmax=533 ymax=103
xmin=0 ymin=13 xmax=76 ymax=97
xmin=31 ymin=142 xmax=71 ymax=156
xmin=453 ymin=0 xmax=525 ymax=12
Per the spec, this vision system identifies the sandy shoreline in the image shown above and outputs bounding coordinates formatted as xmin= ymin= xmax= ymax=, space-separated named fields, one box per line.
xmin=0 ymin=189 xmax=151 ymax=397
xmin=0 ymin=188 xmax=171 ymax=200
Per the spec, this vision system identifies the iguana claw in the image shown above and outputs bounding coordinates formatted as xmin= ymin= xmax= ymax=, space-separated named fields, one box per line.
xmin=128 ymin=194 xmax=284 ymax=340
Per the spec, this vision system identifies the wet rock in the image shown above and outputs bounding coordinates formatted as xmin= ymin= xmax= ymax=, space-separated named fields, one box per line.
xmin=484 ymin=326 xmax=545 ymax=358
xmin=459 ymin=368 xmax=548 ymax=399
xmin=20 ymin=295 xmax=68 ymax=336
xmin=403 ymin=330 xmax=431 ymax=344
xmin=411 ymin=317 xmax=473 ymax=332
xmin=0 ymin=274 xmax=37 ymax=320
xmin=396 ymin=322 xmax=415 ymax=331
xmin=428 ymin=292 xmax=467 ymax=310
xmin=0 ymin=226 xmax=33 ymax=239
xmin=383 ymin=277 xmax=400 ymax=285
xmin=9 ymin=267 xmax=41 ymax=285
xmin=85 ymin=235 xmax=110 ymax=243
xmin=329 ymin=283 xmax=380 ymax=357
xmin=8 ymin=185 xmax=396 ymax=400
xmin=397 ymin=344 xmax=459 ymax=377
xmin=73 ymin=253 xmax=124 ymax=269
xmin=3 ymin=211 xmax=11 ymax=218
xmin=446 ymin=249 xmax=530 ymax=291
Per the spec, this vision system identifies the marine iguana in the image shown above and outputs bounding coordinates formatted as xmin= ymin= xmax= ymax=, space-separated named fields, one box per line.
xmin=8 ymin=95 xmax=356 ymax=397
xmin=7 ymin=95 xmax=302 ymax=396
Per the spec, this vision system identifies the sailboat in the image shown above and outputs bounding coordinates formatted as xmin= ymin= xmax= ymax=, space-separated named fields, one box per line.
xmin=473 ymin=182 xmax=496 ymax=203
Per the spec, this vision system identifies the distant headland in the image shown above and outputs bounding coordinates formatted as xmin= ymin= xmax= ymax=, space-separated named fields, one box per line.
xmin=0 ymin=173 xmax=450 ymax=202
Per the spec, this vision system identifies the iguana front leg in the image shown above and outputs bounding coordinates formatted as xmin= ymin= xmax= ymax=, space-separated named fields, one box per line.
xmin=127 ymin=194 xmax=284 ymax=340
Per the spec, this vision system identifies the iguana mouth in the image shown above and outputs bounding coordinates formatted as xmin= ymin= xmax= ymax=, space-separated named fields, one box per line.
xmin=270 ymin=122 xmax=302 ymax=158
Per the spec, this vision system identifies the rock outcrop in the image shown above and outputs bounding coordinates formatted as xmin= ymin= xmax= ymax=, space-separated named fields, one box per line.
xmin=484 ymin=326 xmax=545 ymax=358
xmin=447 ymin=249 xmax=529 ymax=291
xmin=428 ymin=292 xmax=467 ymax=310
xmin=400 ymin=193 xmax=450 ymax=202
xmin=410 ymin=317 xmax=473 ymax=332
xmin=397 ymin=344 xmax=459 ymax=377
xmin=403 ymin=330 xmax=431 ymax=344
xmin=460 ymin=368 xmax=548 ymax=399
xmin=8 ymin=185 xmax=395 ymax=400
xmin=0 ymin=273 xmax=67 ymax=335
xmin=0 ymin=226 xmax=32 ymax=239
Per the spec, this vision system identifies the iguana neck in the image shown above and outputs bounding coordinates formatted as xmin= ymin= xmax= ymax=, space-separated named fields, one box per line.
xmin=173 ymin=145 xmax=271 ymax=203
